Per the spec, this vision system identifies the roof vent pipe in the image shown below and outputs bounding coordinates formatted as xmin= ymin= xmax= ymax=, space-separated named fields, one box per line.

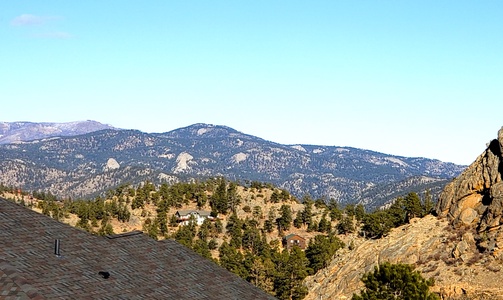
xmin=54 ymin=239 xmax=61 ymax=257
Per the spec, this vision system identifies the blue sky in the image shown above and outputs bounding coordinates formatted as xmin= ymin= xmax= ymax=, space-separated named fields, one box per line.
xmin=1 ymin=1 xmax=502 ymax=165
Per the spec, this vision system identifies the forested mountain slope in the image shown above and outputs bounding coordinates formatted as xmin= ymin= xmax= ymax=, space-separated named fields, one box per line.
xmin=0 ymin=122 xmax=465 ymax=206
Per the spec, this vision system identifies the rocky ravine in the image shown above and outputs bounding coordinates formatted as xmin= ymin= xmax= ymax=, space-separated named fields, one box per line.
xmin=305 ymin=127 xmax=503 ymax=300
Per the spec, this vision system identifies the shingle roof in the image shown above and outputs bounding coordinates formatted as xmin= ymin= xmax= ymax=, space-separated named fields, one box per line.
xmin=0 ymin=198 xmax=276 ymax=299
xmin=176 ymin=210 xmax=212 ymax=217
xmin=284 ymin=233 xmax=305 ymax=241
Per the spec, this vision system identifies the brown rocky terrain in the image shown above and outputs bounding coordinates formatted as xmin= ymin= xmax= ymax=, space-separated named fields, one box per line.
xmin=305 ymin=127 xmax=503 ymax=300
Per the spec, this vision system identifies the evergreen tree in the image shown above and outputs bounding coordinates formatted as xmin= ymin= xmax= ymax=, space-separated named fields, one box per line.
xmin=198 ymin=219 xmax=212 ymax=241
xmin=242 ymin=222 xmax=263 ymax=255
xmin=219 ymin=242 xmax=246 ymax=278
xmin=169 ymin=214 xmax=178 ymax=227
xmin=274 ymin=247 xmax=309 ymax=300
xmin=361 ymin=211 xmax=394 ymax=239
xmin=345 ymin=204 xmax=355 ymax=217
xmin=276 ymin=204 xmax=293 ymax=233
xmin=300 ymin=197 xmax=314 ymax=228
xmin=156 ymin=213 xmax=168 ymax=236
xmin=227 ymin=181 xmax=241 ymax=213
xmin=317 ymin=214 xmax=331 ymax=233
xmin=211 ymin=178 xmax=228 ymax=214
xmin=174 ymin=221 xmax=196 ymax=247
xmin=252 ymin=205 xmax=263 ymax=220
xmin=305 ymin=234 xmax=343 ymax=274
xmin=192 ymin=239 xmax=212 ymax=260
xmin=355 ymin=204 xmax=365 ymax=221
xmin=352 ymin=262 xmax=439 ymax=300
xmin=387 ymin=197 xmax=407 ymax=227
xmin=247 ymin=256 xmax=275 ymax=295
xmin=270 ymin=190 xmax=281 ymax=203
xmin=337 ymin=215 xmax=355 ymax=234
xmin=404 ymin=192 xmax=423 ymax=221
xmin=422 ymin=190 xmax=434 ymax=216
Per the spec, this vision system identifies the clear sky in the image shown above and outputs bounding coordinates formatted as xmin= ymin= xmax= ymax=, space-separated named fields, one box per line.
xmin=1 ymin=1 xmax=502 ymax=165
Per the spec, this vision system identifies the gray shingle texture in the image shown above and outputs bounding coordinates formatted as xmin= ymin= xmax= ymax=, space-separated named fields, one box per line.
xmin=0 ymin=198 xmax=276 ymax=299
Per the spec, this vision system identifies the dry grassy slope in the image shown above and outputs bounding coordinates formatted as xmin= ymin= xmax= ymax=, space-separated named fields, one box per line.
xmin=304 ymin=215 xmax=503 ymax=300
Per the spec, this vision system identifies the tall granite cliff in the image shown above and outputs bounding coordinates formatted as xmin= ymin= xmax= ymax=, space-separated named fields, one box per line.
xmin=436 ymin=127 xmax=503 ymax=254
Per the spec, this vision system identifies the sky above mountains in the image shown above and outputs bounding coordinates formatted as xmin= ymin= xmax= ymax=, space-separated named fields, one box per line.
xmin=1 ymin=1 xmax=502 ymax=165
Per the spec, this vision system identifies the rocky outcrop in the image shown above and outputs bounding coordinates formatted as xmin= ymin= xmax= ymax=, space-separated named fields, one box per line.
xmin=436 ymin=127 xmax=503 ymax=253
xmin=304 ymin=216 xmax=503 ymax=300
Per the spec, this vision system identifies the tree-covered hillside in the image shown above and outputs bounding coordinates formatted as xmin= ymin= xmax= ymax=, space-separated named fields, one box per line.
xmin=1 ymin=179 xmax=438 ymax=299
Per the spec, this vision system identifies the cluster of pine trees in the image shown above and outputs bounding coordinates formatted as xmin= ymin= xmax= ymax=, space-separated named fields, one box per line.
xmin=360 ymin=191 xmax=435 ymax=239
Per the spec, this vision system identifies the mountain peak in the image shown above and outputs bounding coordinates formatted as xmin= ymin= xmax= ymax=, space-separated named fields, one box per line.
xmin=160 ymin=123 xmax=258 ymax=140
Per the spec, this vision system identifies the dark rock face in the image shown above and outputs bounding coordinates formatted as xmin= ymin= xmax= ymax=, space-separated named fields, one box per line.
xmin=436 ymin=127 xmax=503 ymax=253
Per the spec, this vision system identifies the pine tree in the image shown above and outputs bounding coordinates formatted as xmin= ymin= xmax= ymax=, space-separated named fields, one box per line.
xmin=247 ymin=257 xmax=274 ymax=294
xmin=361 ymin=211 xmax=394 ymax=239
xmin=337 ymin=215 xmax=354 ymax=234
xmin=211 ymin=178 xmax=228 ymax=214
xmin=355 ymin=204 xmax=365 ymax=221
xmin=276 ymin=204 xmax=293 ymax=233
xmin=317 ymin=214 xmax=331 ymax=233
xmin=422 ymin=189 xmax=434 ymax=216
xmin=274 ymin=247 xmax=309 ymax=300
xmin=219 ymin=242 xmax=246 ymax=278
xmin=404 ymin=192 xmax=423 ymax=221
xmin=305 ymin=234 xmax=344 ymax=274
xmin=352 ymin=262 xmax=439 ymax=300
xmin=227 ymin=181 xmax=241 ymax=213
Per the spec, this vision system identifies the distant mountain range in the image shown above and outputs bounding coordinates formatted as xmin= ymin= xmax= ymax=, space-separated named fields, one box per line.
xmin=0 ymin=120 xmax=115 ymax=144
xmin=0 ymin=121 xmax=466 ymax=207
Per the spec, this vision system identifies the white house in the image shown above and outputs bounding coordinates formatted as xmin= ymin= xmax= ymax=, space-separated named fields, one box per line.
xmin=175 ymin=210 xmax=215 ymax=226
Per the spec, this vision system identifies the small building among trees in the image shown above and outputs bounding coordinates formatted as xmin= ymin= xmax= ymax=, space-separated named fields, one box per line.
xmin=176 ymin=209 xmax=215 ymax=226
xmin=283 ymin=233 xmax=307 ymax=250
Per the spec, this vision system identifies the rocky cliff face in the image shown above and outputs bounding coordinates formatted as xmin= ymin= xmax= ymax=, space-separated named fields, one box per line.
xmin=436 ymin=127 xmax=503 ymax=254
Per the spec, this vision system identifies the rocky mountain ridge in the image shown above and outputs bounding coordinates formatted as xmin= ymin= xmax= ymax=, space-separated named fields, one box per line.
xmin=0 ymin=122 xmax=465 ymax=206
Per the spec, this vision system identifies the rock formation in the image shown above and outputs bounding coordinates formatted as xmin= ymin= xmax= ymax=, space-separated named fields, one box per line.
xmin=436 ymin=126 xmax=503 ymax=254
